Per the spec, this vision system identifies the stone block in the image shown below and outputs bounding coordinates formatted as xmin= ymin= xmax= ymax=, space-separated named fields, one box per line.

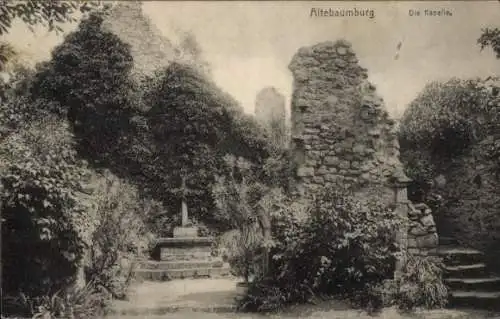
xmin=297 ymin=166 xmax=314 ymax=177
xmin=339 ymin=161 xmax=350 ymax=169
xmin=317 ymin=166 xmax=328 ymax=175
xmin=408 ymin=248 xmax=421 ymax=255
xmin=353 ymin=144 xmax=366 ymax=154
xmin=408 ymin=237 xmax=417 ymax=248
xmin=416 ymin=233 xmax=438 ymax=248
xmin=173 ymin=227 xmax=198 ymax=238
xmin=324 ymin=156 xmax=339 ymax=165
xmin=324 ymin=174 xmax=338 ymax=182
xmin=409 ymin=225 xmax=428 ymax=236
xmin=313 ymin=176 xmax=324 ymax=184
xmin=420 ymin=215 xmax=435 ymax=228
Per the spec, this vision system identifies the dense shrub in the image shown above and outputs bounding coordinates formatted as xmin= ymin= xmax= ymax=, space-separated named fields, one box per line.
xmin=238 ymin=188 xmax=402 ymax=312
xmin=1 ymin=116 xmax=97 ymax=298
xmin=31 ymin=12 xmax=136 ymax=164
xmin=396 ymin=255 xmax=448 ymax=311
xmin=212 ymin=155 xmax=270 ymax=281
xmin=85 ymin=170 xmax=154 ymax=300
xmin=2 ymin=280 xmax=111 ymax=318
xmin=399 ymin=77 xmax=500 ymax=248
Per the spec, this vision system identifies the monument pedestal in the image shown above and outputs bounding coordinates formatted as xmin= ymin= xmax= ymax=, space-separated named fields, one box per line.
xmin=173 ymin=226 xmax=198 ymax=238
xmin=134 ymin=191 xmax=230 ymax=281
xmin=134 ymin=226 xmax=230 ymax=281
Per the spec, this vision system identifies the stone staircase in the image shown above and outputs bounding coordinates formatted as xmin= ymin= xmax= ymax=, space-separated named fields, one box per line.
xmin=133 ymin=233 xmax=231 ymax=281
xmin=437 ymin=237 xmax=500 ymax=310
xmin=134 ymin=257 xmax=231 ymax=281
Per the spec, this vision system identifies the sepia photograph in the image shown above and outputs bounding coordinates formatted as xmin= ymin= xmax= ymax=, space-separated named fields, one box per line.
xmin=1 ymin=1 xmax=500 ymax=318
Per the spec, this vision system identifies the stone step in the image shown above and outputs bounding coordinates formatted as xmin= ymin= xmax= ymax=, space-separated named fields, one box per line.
xmin=134 ymin=266 xmax=231 ymax=281
xmin=448 ymin=290 xmax=500 ymax=310
xmin=160 ymin=253 xmax=213 ymax=261
xmin=445 ymin=277 xmax=500 ymax=291
xmin=111 ymin=304 xmax=237 ymax=316
xmin=437 ymin=247 xmax=484 ymax=266
xmin=444 ymin=263 xmax=488 ymax=278
xmin=137 ymin=260 xmax=225 ymax=270
xmin=439 ymin=236 xmax=459 ymax=246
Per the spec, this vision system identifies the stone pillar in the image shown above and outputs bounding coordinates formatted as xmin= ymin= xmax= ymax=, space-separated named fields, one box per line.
xmin=181 ymin=199 xmax=189 ymax=227
xmin=391 ymin=169 xmax=412 ymax=280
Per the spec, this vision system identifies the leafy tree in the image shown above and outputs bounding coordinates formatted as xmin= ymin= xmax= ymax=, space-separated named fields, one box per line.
xmin=86 ymin=170 xmax=153 ymax=299
xmin=1 ymin=113 xmax=97 ymax=297
xmin=0 ymin=0 xmax=107 ymax=35
xmin=0 ymin=41 xmax=17 ymax=72
xmin=30 ymin=12 xmax=135 ymax=165
xmin=0 ymin=1 xmax=109 ymax=72
xmin=146 ymin=62 xmax=272 ymax=230
xmin=478 ymin=27 xmax=500 ymax=59
xmin=399 ymin=77 xmax=500 ymax=245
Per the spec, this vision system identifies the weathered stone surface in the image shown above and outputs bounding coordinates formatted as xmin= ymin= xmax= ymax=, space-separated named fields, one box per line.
xmin=255 ymin=87 xmax=288 ymax=148
xmin=297 ymin=166 xmax=314 ymax=177
xmin=416 ymin=233 xmax=439 ymax=248
xmin=420 ymin=214 xmax=435 ymax=228
xmin=405 ymin=202 xmax=438 ymax=256
xmin=102 ymin=1 xmax=174 ymax=78
xmin=409 ymin=225 xmax=428 ymax=237
xmin=289 ymin=40 xmax=404 ymax=205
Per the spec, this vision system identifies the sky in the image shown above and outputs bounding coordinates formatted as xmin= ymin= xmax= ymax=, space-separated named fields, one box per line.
xmin=3 ymin=1 xmax=500 ymax=119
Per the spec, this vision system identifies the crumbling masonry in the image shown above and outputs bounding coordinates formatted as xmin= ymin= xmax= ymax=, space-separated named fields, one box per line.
xmin=288 ymin=40 xmax=438 ymax=264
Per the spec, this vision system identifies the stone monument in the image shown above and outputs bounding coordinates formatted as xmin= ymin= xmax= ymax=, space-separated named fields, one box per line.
xmin=134 ymin=179 xmax=230 ymax=280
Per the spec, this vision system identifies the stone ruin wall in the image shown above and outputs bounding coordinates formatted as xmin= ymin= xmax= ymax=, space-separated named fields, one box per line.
xmin=407 ymin=203 xmax=439 ymax=256
xmin=288 ymin=40 xmax=401 ymax=205
xmin=288 ymin=40 xmax=438 ymax=257
xmin=102 ymin=1 xmax=175 ymax=78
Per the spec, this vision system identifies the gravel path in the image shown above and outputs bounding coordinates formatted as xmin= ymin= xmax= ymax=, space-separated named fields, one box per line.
xmin=106 ymin=279 xmax=500 ymax=319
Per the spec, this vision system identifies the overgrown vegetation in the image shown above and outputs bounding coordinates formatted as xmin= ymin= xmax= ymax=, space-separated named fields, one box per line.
xmin=1 ymin=114 xmax=96 ymax=298
xmin=396 ymin=255 xmax=449 ymax=311
xmin=237 ymin=188 xmax=403 ymax=313
xmin=1 ymin=6 xmax=278 ymax=318
xmin=2 ymin=4 xmax=496 ymax=318
xmin=399 ymin=77 xmax=500 ymax=248
xmin=85 ymin=170 xmax=154 ymax=300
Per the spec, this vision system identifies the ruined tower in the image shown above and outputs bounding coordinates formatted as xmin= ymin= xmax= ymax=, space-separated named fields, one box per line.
xmin=288 ymin=40 xmax=404 ymax=205
xmin=255 ymin=87 xmax=289 ymax=148
xmin=102 ymin=1 xmax=175 ymax=78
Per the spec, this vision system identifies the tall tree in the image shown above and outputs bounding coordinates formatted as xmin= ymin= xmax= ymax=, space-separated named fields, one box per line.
xmin=30 ymin=12 xmax=135 ymax=165
xmin=0 ymin=0 xmax=107 ymax=35
xmin=146 ymin=62 xmax=272 ymax=229
xmin=0 ymin=1 xmax=108 ymax=70
xmin=478 ymin=27 xmax=500 ymax=59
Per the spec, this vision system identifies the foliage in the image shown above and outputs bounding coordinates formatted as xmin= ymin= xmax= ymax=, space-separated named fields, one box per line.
xmin=26 ymin=9 xmax=274 ymax=237
xmin=396 ymin=255 xmax=448 ymax=311
xmin=30 ymin=11 xmax=136 ymax=165
xmin=478 ymin=27 xmax=500 ymax=59
xmin=399 ymin=77 xmax=500 ymax=243
xmin=238 ymin=188 xmax=402 ymax=312
xmin=0 ymin=0 xmax=108 ymax=35
xmin=399 ymin=78 xmax=492 ymax=161
xmin=0 ymin=41 xmax=17 ymax=72
xmin=212 ymin=155 xmax=269 ymax=281
xmin=145 ymin=62 xmax=272 ymax=230
xmin=0 ymin=115 xmax=97 ymax=297
xmin=2 ymin=280 xmax=111 ymax=318
xmin=0 ymin=95 xmax=64 ymax=143
xmin=85 ymin=170 xmax=154 ymax=300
